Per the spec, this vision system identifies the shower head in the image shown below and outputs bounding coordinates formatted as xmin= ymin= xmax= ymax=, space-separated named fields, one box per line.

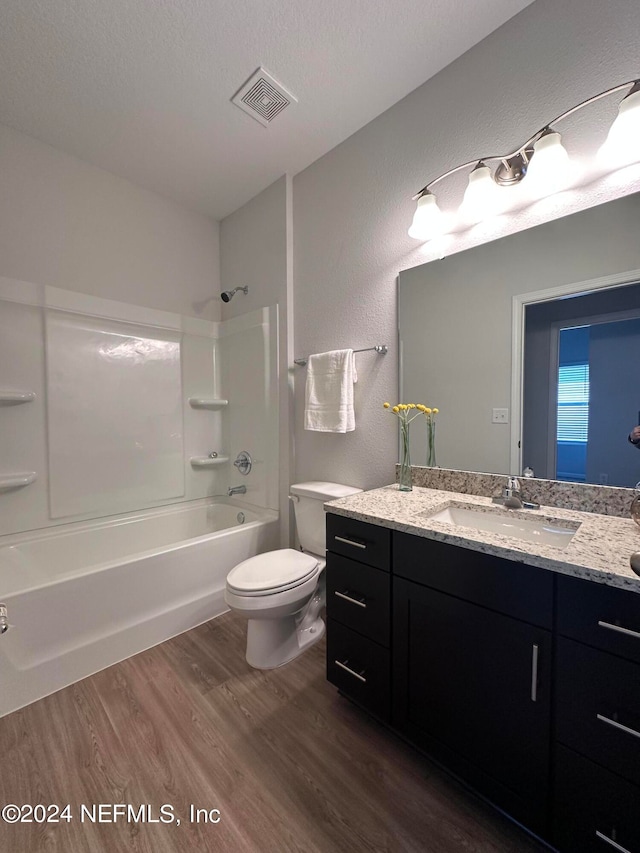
xmin=220 ymin=286 xmax=248 ymax=303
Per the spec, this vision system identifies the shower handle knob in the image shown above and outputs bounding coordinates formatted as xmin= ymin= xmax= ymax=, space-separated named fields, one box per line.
xmin=233 ymin=451 xmax=252 ymax=475
xmin=0 ymin=604 xmax=9 ymax=634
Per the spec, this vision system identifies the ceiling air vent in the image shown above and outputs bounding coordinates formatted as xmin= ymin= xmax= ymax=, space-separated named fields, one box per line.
xmin=231 ymin=67 xmax=296 ymax=127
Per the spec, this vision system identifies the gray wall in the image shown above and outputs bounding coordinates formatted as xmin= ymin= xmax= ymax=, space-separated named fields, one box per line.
xmin=588 ymin=318 xmax=640 ymax=487
xmin=220 ymin=176 xmax=294 ymax=545
xmin=292 ymin=0 xmax=640 ymax=491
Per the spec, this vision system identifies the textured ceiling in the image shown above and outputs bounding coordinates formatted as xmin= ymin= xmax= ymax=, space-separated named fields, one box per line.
xmin=0 ymin=0 xmax=534 ymax=220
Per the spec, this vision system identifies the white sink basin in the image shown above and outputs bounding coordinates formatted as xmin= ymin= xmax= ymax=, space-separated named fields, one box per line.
xmin=425 ymin=503 xmax=580 ymax=550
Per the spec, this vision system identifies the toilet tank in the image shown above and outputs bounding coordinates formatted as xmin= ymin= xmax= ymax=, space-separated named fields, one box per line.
xmin=290 ymin=482 xmax=362 ymax=556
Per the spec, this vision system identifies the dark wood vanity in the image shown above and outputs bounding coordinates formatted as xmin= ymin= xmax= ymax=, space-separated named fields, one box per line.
xmin=325 ymin=511 xmax=640 ymax=853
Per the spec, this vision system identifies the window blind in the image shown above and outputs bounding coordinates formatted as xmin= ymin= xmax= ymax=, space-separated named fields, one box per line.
xmin=557 ymin=363 xmax=589 ymax=442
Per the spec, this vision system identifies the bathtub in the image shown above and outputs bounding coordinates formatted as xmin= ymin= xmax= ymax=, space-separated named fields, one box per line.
xmin=0 ymin=498 xmax=279 ymax=717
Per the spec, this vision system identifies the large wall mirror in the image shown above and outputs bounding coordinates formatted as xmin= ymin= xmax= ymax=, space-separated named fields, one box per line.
xmin=399 ymin=192 xmax=640 ymax=488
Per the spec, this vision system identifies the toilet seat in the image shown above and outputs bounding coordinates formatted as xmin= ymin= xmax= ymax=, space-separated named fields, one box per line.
xmin=226 ymin=548 xmax=320 ymax=596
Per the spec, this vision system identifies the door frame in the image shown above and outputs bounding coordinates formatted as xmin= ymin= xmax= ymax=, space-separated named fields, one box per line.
xmin=510 ymin=269 xmax=640 ymax=477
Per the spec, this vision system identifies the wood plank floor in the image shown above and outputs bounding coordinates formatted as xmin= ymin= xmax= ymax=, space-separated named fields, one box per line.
xmin=0 ymin=612 xmax=549 ymax=853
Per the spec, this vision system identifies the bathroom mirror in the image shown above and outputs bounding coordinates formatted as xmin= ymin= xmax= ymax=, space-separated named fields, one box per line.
xmin=399 ymin=192 xmax=640 ymax=487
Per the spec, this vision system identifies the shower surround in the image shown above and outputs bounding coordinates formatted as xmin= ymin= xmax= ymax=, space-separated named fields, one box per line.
xmin=0 ymin=278 xmax=278 ymax=715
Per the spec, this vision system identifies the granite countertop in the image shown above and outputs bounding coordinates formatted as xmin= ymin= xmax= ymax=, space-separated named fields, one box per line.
xmin=325 ymin=484 xmax=640 ymax=594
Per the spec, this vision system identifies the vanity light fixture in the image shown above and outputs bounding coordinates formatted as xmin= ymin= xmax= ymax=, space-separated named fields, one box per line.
xmin=459 ymin=161 xmax=504 ymax=221
xmin=524 ymin=129 xmax=574 ymax=198
xmin=598 ymin=82 xmax=640 ymax=168
xmin=409 ymin=79 xmax=640 ymax=241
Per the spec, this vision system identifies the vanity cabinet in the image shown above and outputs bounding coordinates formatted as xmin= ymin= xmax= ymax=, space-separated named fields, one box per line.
xmin=324 ymin=513 xmax=640 ymax=851
xmin=553 ymin=574 xmax=640 ymax=853
xmin=325 ymin=514 xmax=392 ymax=721
xmin=392 ymin=534 xmax=553 ymax=835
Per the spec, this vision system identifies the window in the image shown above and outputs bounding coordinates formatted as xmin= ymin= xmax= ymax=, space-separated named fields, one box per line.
xmin=557 ymin=363 xmax=589 ymax=443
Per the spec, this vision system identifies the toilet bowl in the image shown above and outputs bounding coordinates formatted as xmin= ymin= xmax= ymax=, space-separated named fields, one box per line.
xmin=224 ymin=482 xmax=361 ymax=669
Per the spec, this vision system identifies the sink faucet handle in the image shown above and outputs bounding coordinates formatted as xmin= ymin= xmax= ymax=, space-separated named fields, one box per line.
xmin=502 ymin=476 xmax=524 ymax=509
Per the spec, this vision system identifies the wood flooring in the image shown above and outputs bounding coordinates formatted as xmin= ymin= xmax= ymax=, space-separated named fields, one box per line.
xmin=0 ymin=612 xmax=549 ymax=853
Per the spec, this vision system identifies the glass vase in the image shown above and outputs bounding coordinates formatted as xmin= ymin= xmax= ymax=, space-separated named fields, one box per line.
xmin=399 ymin=423 xmax=412 ymax=491
xmin=632 ymin=481 xmax=640 ymax=527
xmin=426 ymin=420 xmax=437 ymax=467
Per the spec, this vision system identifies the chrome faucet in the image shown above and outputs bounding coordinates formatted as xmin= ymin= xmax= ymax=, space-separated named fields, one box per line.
xmin=492 ymin=476 xmax=539 ymax=509
xmin=228 ymin=485 xmax=247 ymax=497
xmin=502 ymin=476 xmax=523 ymax=508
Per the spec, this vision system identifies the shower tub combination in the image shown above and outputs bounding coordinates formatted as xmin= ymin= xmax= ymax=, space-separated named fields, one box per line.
xmin=0 ymin=498 xmax=278 ymax=717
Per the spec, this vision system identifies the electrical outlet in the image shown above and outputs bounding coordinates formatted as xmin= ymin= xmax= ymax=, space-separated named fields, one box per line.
xmin=492 ymin=408 xmax=509 ymax=424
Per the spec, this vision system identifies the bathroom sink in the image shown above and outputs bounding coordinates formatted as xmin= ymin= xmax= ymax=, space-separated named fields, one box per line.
xmin=424 ymin=503 xmax=580 ymax=550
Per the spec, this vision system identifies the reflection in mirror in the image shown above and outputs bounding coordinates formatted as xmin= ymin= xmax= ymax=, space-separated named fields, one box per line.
xmin=523 ymin=284 xmax=640 ymax=487
xmin=399 ymin=192 xmax=640 ymax=487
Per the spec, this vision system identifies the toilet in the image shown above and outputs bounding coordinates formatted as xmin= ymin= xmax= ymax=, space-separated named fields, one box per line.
xmin=225 ymin=481 xmax=362 ymax=669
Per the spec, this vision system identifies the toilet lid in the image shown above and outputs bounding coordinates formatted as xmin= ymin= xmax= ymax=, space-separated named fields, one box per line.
xmin=227 ymin=548 xmax=319 ymax=593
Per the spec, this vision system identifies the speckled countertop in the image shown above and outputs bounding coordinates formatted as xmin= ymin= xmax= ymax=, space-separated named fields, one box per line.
xmin=325 ymin=484 xmax=640 ymax=594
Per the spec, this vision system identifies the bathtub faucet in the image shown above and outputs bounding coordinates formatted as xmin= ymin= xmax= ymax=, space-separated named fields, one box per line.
xmin=228 ymin=485 xmax=247 ymax=497
xmin=0 ymin=604 xmax=9 ymax=634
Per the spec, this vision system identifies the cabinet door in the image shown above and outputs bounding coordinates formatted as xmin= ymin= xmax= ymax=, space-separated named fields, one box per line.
xmin=393 ymin=577 xmax=552 ymax=835
xmin=554 ymin=744 xmax=640 ymax=853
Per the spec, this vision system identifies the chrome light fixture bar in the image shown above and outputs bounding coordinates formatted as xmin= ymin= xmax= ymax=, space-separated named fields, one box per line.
xmin=409 ymin=79 xmax=640 ymax=241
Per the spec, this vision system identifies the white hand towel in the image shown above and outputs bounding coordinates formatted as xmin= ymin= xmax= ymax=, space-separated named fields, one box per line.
xmin=304 ymin=349 xmax=357 ymax=432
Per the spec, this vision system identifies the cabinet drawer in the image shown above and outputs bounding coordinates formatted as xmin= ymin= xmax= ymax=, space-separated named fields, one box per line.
xmin=326 ymin=554 xmax=390 ymax=646
xmin=326 ymin=513 xmax=390 ymax=571
xmin=554 ymin=744 xmax=640 ymax=853
xmin=393 ymin=532 xmax=553 ymax=628
xmin=326 ymin=620 xmax=390 ymax=721
xmin=556 ymin=637 xmax=640 ymax=786
xmin=557 ymin=575 xmax=640 ymax=664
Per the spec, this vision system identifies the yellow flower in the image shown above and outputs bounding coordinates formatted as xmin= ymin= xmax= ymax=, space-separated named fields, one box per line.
xmin=423 ymin=407 xmax=432 ymax=415
xmin=383 ymin=402 xmax=390 ymax=408
xmin=432 ymin=408 xmax=439 ymax=414
xmin=392 ymin=406 xmax=399 ymax=413
xmin=417 ymin=404 xmax=426 ymax=412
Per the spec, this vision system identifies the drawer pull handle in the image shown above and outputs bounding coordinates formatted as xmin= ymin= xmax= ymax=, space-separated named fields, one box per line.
xmin=334 ymin=535 xmax=367 ymax=550
xmin=598 ymin=620 xmax=640 ymax=640
xmin=595 ymin=830 xmax=632 ymax=853
xmin=596 ymin=713 xmax=640 ymax=740
xmin=334 ymin=590 xmax=367 ymax=608
xmin=335 ymin=660 xmax=367 ymax=683
xmin=531 ymin=644 xmax=539 ymax=703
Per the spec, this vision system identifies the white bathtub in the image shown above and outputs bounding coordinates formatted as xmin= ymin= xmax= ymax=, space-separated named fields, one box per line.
xmin=0 ymin=498 xmax=279 ymax=717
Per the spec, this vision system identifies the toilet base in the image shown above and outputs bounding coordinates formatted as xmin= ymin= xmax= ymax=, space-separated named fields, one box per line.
xmin=246 ymin=614 xmax=325 ymax=669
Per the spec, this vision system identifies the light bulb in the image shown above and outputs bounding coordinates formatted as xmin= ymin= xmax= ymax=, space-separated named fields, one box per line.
xmin=459 ymin=163 xmax=502 ymax=222
xmin=598 ymin=87 xmax=640 ymax=169
xmin=525 ymin=130 xmax=573 ymax=197
xmin=408 ymin=192 xmax=443 ymax=241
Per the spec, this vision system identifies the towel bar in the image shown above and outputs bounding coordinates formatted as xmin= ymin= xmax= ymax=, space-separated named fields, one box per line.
xmin=294 ymin=345 xmax=387 ymax=367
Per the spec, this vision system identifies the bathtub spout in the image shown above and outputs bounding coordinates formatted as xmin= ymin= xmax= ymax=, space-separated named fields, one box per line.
xmin=0 ymin=604 xmax=9 ymax=634
xmin=228 ymin=485 xmax=247 ymax=496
